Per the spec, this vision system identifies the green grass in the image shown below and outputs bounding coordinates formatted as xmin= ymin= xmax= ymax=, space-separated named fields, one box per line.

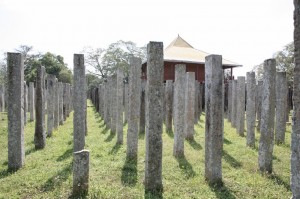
xmin=0 ymin=101 xmax=292 ymax=198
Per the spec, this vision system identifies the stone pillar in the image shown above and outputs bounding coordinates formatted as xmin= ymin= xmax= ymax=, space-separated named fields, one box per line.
xmin=47 ymin=74 xmax=56 ymax=137
xmin=165 ymin=80 xmax=173 ymax=132
xmin=29 ymin=82 xmax=35 ymax=121
xmin=24 ymin=81 xmax=28 ymax=125
xmin=73 ymin=150 xmax=89 ymax=195
xmin=106 ymin=77 xmax=112 ymax=129
xmin=63 ymin=83 xmax=68 ymax=121
xmin=7 ymin=52 xmax=25 ymax=170
xmin=194 ymin=81 xmax=199 ymax=124
xmin=205 ymin=55 xmax=223 ymax=185
xmin=231 ymin=80 xmax=237 ymax=128
xmin=111 ymin=75 xmax=117 ymax=133
xmin=258 ymin=59 xmax=276 ymax=173
xmin=228 ymin=80 xmax=232 ymax=123
xmin=173 ymin=64 xmax=186 ymax=157
xmin=34 ymin=66 xmax=46 ymax=149
xmin=126 ymin=57 xmax=141 ymax=159
xmin=124 ymin=83 xmax=129 ymax=123
xmin=145 ymin=42 xmax=164 ymax=193
xmin=116 ymin=69 xmax=124 ymax=144
xmin=236 ymin=76 xmax=245 ymax=136
xmin=246 ymin=72 xmax=256 ymax=147
xmin=256 ymin=81 xmax=263 ymax=132
xmin=0 ymin=84 xmax=4 ymax=112
xmin=275 ymin=72 xmax=287 ymax=144
xmin=140 ymin=79 xmax=146 ymax=134
xmin=53 ymin=78 xmax=59 ymax=129
xmin=198 ymin=83 xmax=203 ymax=119
xmin=184 ymin=72 xmax=195 ymax=140
xmin=58 ymin=82 xmax=64 ymax=125
xmin=73 ymin=54 xmax=86 ymax=152
xmin=103 ymin=82 xmax=108 ymax=125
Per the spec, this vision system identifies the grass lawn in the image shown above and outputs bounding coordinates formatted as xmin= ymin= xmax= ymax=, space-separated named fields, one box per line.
xmin=0 ymin=101 xmax=292 ymax=198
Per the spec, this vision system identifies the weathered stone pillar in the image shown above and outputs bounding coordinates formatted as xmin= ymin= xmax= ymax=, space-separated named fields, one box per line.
xmin=103 ymin=82 xmax=108 ymax=125
xmin=198 ymin=83 xmax=203 ymax=119
xmin=124 ymin=83 xmax=129 ymax=123
xmin=236 ymin=76 xmax=245 ymax=136
xmin=275 ymin=72 xmax=287 ymax=144
xmin=7 ymin=52 xmax=25 ymax=170
xmin=194 ymin=81 xmax=199 ymax=124
xmin=184 ymin=72 xmax=195 ymax=140
xmin=0 ymin=84 xmax=4 ymax=112
xmin=140 ymin=79 xmax=146 ymax=134
xmin=116 ymin=69 xmax=124 ymax=144
xmin=126 ymin=57 xmax=141 ymax=159
xmin=228 ymin=80 xmax=232 ymax=123
xmin=165 ymin=80 xmax=173 ymax=132
xmin=53 ymin=78 xmax=59 ymax=129
xmin=258 ymin=59 xmax=276 ymax=173
xmin=34 ymin=65 xmax=46 ymax=149
xmin=231 ymin=80 xmax=237 ymax=128
xmin=256 ymin=81 xmax=263 ymax=132
xmin=205 ymin=55 xmax=223 ymax=185
xmin=173 ymin=64 xmax=186 ymax=157
xmin=29 ymin=82 xmax=35 ymax=121
xmin=73 ymin=150 xmax=89 ymax=195
xmin=246 ymin=72 xmax=256 ymax=147
xmin=111 ymin=75 xmax=117 ymax=133
xmin=58 ymin=82 xmax=64 ymax=125
xmin=73 ymin=54 xmax=86 ymax=152
xmin=47 ymin=74 xmax=55 ymax=137
xmin=145 ymin=42 xmax=164 ymax=193
xmin=106 ymin=77 xmax=112 ymax=129
xmin=24 ymin=81 xmax=28 ymax=125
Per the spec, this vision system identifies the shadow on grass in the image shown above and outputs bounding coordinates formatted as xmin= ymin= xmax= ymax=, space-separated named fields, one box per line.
xmin=209 ymin=183 xmax=236 ymax=199
xmin=57 ymin=148 xmax=73 ymax=162
xmin=176 ymin=156 xmax=196 ymax=179
xmin=121 ymin=157 xmax=137 ymax=187
xmin=166 ymin=129 xmax=174 ymax=138
xmin=41 ymin=163 xmax=72 ymax=192
xmin=68 ymin=191 xmax=88 ymax=199
xmin=101 ymin=127 xmax=109 ymax=135
xmin=266 ymin=173 xmax=290 ymax=191
xmin=187 ymin=139 xmax=202 ymax=150
xmin=105 ymin=131 xmax=116 ymax=142
xmin=109 ymin=143 xmax=121 ymax=155
xmin=99 ymin=122 xmax=106 ymax=129
xmin=145 ymin=190 xmax=163 ymax=199
xmin=25 ymin=146 xmax=38 ymax=156
xmin=223 ymin=138 xmax=232 ymax=145
xmin=0 ymin=168 xmax=17 ymax=179
xmin=222 ymin=150 xmax=242 ymax=168
xmin=139 ymin=131 xmax=145 ymax=140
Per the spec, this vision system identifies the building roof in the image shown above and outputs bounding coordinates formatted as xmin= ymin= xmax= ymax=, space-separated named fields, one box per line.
xmin=164 ymin=35 xmax=242 ymax=68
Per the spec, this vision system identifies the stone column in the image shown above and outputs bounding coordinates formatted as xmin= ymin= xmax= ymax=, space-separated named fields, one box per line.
xmin=24 ymin=81 xmax=28 ymax=125
xmin=256 ymin=81 xmax=263 ymax=132
xmin=47 ymin=74 xmax=56 ymax=137
xmin=236 ymin=76 xmax=245 ymax=136
xmin=111 ymin=75 xmax=117 ymax=133
xmin=258 ymin=59 xmax=276 ymax=173
xmin=165 ymin=80 xmax=173 ymax=132
xmin=198 ymin=83 xmax=203 ymax=119
xmin=34 ymin=66 xmax=46 ymax=149
xmin=126 ymin=57 xmax=141 ymax=159
xmin=184 ymin=72 xmax=195 ymax=140
xmin=124 ymin=83 xmax=129 ymax=123
xmin=29 ymin=82 xmax=35 ymax=121
xmin=145 ymin=42 xmax=164 ymax=193
xmin=231 ymin=80 xmax=237 ymax=128
xmin=58 ymin=82 xmax=64 ymax=125
xmin=73 ymin=150 xmax=89 ymax=195
xmin=63 ymin=83 xmax=68 ymax=121
xmin=228 ymin=80 xmax=232 ymax=123
xmin=0 ymin=84 xmax=4 ymax=112
xmin=139 ymin=79 xmax=146 ymax=134
xmin=103 ymin=82 xmax=108 ymax=125
xmin=275 ymin=72 xmax=287 ymax=144
xmin=205 ymin=55 xmax=224 ymax=185
xmin=7 ymin=52 xmax=25 ymax=170
xmin=54 ymin=78 xmax=59 ymax=129
xmin=194 ymin=81 xmax=199 ymax=124
xmin=116 ymin=69 xmax=124 ymax=144
xmin=173 ymin=64 xmax=186 ymax=158
xmin=73 ymin=54 xmax=86 ymax=152
xmin=246 ymin=72 xmax=256 ymax=147
xmin=105 ymin=77 xmax=112 ymax=129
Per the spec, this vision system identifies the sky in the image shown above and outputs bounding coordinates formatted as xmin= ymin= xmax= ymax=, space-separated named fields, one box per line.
xmin=0 ymin=0 xmax=294 ymax=77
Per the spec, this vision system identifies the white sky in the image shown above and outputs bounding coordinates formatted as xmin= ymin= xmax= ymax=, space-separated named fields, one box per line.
xmin=0 ymin=0 xmax=293 ymax=77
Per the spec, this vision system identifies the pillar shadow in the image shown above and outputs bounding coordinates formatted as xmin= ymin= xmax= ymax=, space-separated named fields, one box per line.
xmin=223 ymin=138 xmax=232 ymax=145
xmin=25 ymin=146 xmax=38 ymax=156
xmin=176 ymin=156 xmax=196 ymax=179
xmin=222 ymin=150 xmax=242 ymax=168
xmin=101 ymin=127 xmax=109 ymax=135
xmin=121 ymin=157 xmax=137 ymax=187
xmin=139 ymin=131 xmax=145 ymax=140
xmin=145 ymin=190 xmax=163 ymax=199
xmin=56 ymin=148 xmax=73 ymax=162
xmin=0 ymin=168 xmax=17 ymax=180
xmin=68 ymin=192 xmax=88 ymax=199
xmin=266 ymin=173 xmax=290 ymax=191
xmin=104 ymin=131 xmax=115 ymax=142
xmin=187 ymin=139 xmax=202 ymax=150
xmin=99 ymin=122 xmax=106 ymax=129
xmin=40 ymin=163 xmax=72 ymax=192
xmin=166 ymin=129 xmax=174 ymax=138
xmin=109 ymin=143 xmax=121 ymax=155
xmin=209 ymin=183 xmax=236 ymax=199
